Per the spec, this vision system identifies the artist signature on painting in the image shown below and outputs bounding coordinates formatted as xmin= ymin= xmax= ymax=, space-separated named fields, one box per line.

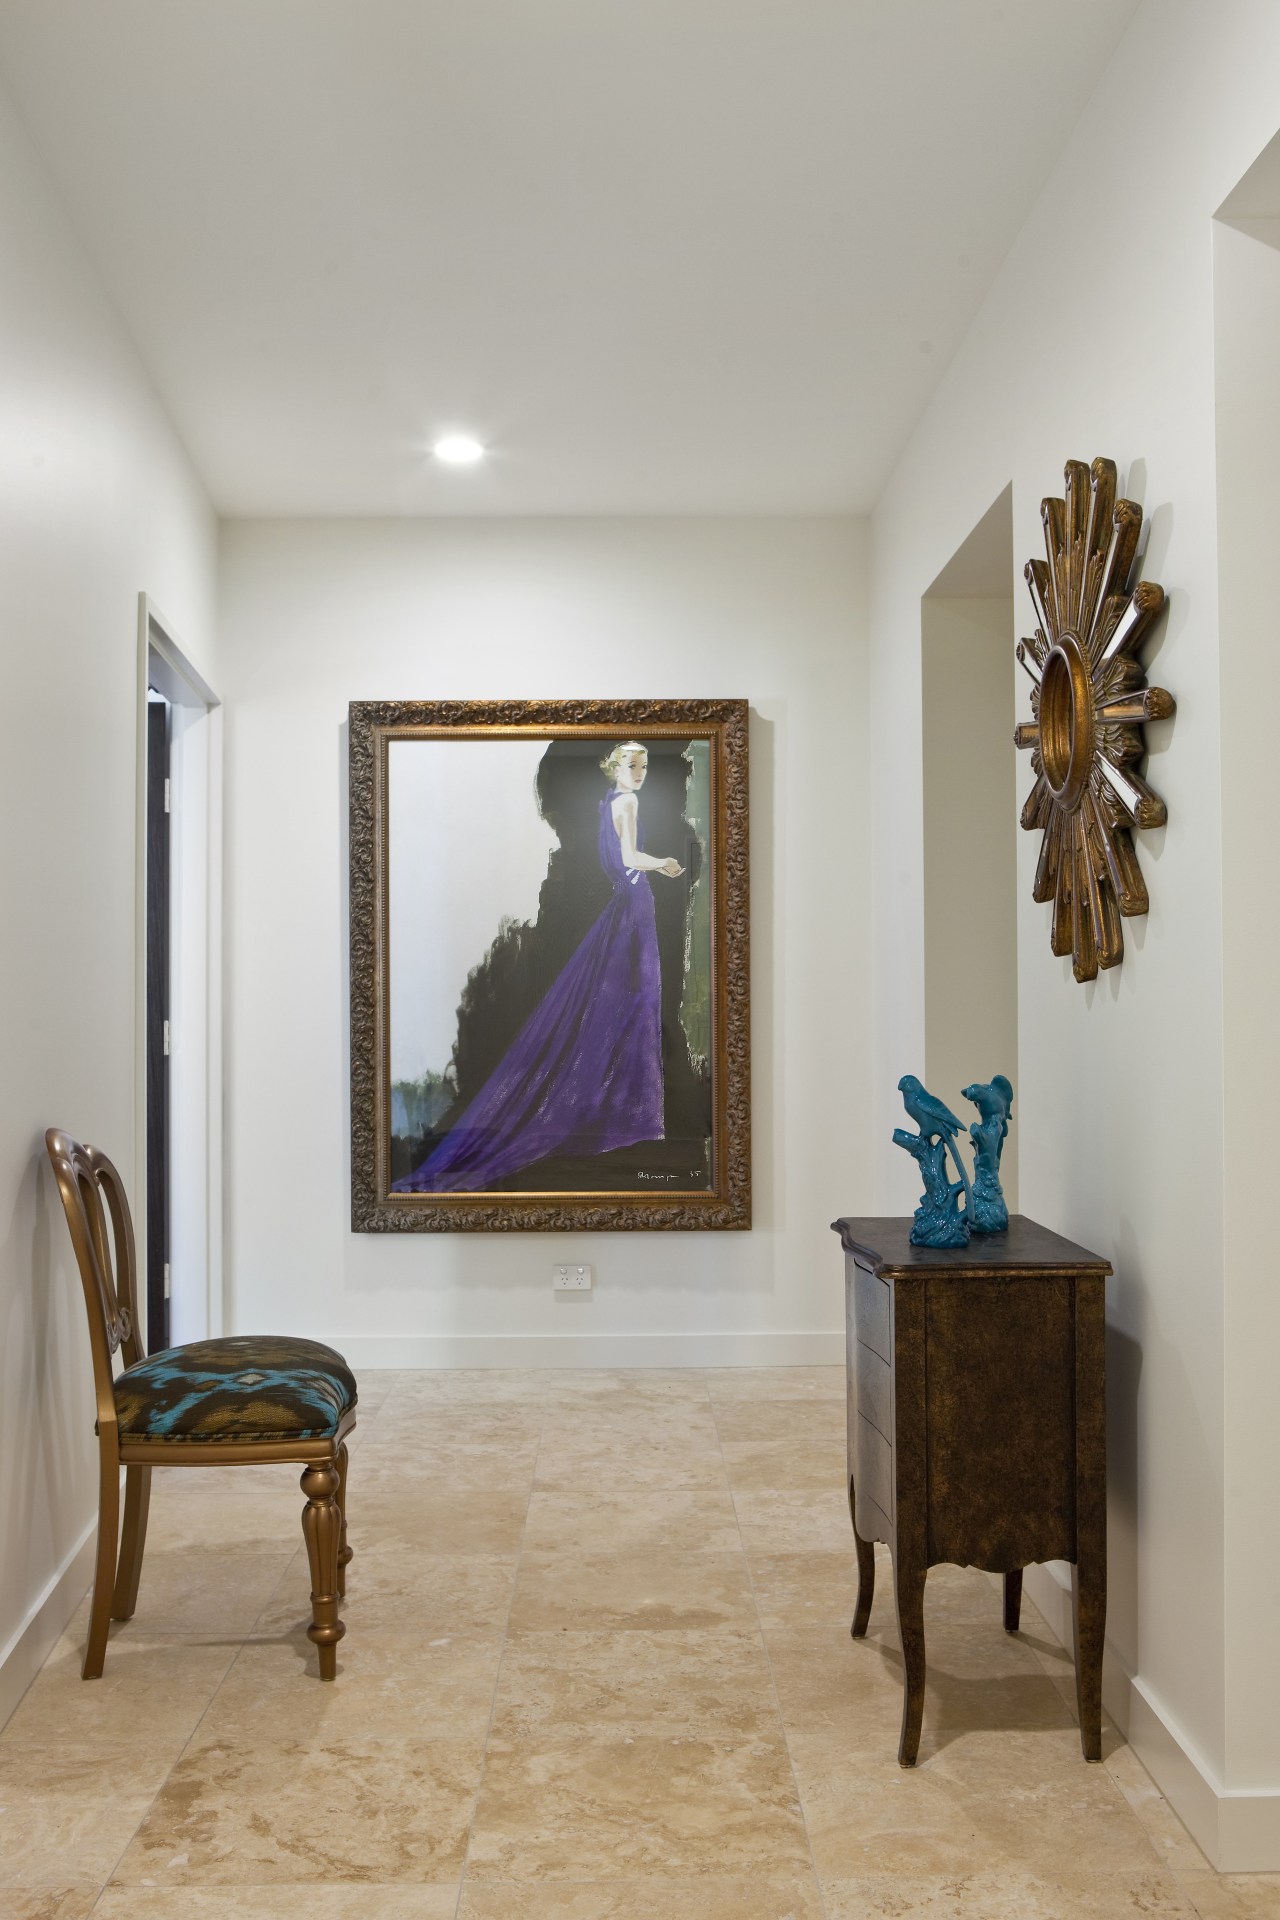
xmin=636 ymin=1171 xmax=701 ymax=1182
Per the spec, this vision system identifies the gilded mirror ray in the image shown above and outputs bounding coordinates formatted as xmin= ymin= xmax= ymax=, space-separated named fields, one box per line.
xmin=1014 ymin=457 xmax=1174 ymax=984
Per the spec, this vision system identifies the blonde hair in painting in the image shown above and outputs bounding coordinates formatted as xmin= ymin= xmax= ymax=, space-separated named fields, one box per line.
xmin=599 ymin=740 xmax=649 ymax=782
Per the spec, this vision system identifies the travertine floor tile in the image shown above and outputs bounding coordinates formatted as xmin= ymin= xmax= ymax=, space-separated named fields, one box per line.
xmin=456 ymin=1877 xmax=825 ymax=1917
xmin=2 ymin=1366 xmax=1249 ymax=1919
xmin=770 ymin=1614 xmax=1076 ymax=1753
xmin=145 ymin=1464 xmax=300 ymax=1498
xmin=198 ymin=1629 xmax=502 ymax=1741
xmin=0 ymin=1627 xmax=235 ymax=1754
xmin=271 ymin=1545 xmax=517 ymax=1637
xmin=378 ymin=1369 xmax=549 ymax=1405
xmin=92 ymin=1886 xmax=460 ymax=1917
xmin=539 ymin=1402 xmax=722 ymax=1450
xmin=110 ymin=1734 xmax=484 ymax=1884
xmin=0 ymin=1745 xmax=174 ymax=1887
xmin=1177 ymin=1872 xmax=1280 ymax=1916
xmin=789 ymin=1725 xmax=1163 ymax=1878
xmin=734 ymin=1488 xmax=855 ymax=1553
xmin=542 ymin=1369 xmax=711 ymax=1406
xmin=765 ymin=1623 xmax=918 ymax=1744
xmin=532 ymin=1433 xmax=729 ymax=1494
xmin=142 ymin=1485 xmax=304 ymax=1554
xmin=362 ymin=1405 xmax=544 ymax=1448
xmin=115 ymin=1543 xmax=297 ymax=1636
xmin=348 ymin=1484 xmax=530 ymax=1556
xmin=707 ymin=1367 xmax=845 ymax=1402
xmin=355 ymin=1437 xmax=540 ymax=1488
xmin=750 ymin=1550 xmax=867 ymax=1633
xmin=468 ymin=1736 xmax=810 ymax=1879
xmin=509 ymin=1551 xmax=757 ymax=1634
xmin=714 ymin=1400 xmax=845 ymax=1445
xmin=489 ymin=1629 xmax=777 ymax=1739
xmin=522 ymin=1489 xmax=740 ymax=1555
xmin=820 ymin=1867 xmax=1199 ymax=1916
xmin=347 ymin=1367 xmax=396 ymax=1409
xmin=0 ymin=1890 xmax=99 ymax=1918
xmin=722 ymin=1438 xmax=847 ymax=1490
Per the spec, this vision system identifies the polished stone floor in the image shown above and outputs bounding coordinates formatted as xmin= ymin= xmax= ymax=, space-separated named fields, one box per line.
xmin=1 ymin=1366 xmax=1276 ymax=1918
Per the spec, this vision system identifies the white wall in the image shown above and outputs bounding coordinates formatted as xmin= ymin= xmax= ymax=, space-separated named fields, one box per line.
xmin=921 ymin=593 xmax=1019 ymax=1208
xmin=866 ymin=0 xmax=1280 ymax=1867
xmin=1214 ymin=191 xmax=1280 ymax=1797
xmin=0 ymin=77 xmax=217 ymax=1716
xmin=219 ymin=517 xmax=868 ymax=1367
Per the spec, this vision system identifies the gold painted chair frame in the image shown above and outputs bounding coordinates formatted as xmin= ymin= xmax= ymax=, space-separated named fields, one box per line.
xmin=45 ymin=1129 xmax=355 ymax=1680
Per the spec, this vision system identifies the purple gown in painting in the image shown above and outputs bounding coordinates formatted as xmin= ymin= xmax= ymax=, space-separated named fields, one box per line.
xmin=392 ymin=789 xmax=665 ymax=1192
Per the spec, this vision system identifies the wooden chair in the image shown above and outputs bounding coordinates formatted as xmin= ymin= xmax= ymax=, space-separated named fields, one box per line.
xmin=44 ymin=1128 xmax=356 ymax=1679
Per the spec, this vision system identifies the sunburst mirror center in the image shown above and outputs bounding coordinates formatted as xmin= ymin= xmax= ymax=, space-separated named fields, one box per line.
xmin=1014 ymin=457 xmax=1175 ymax=984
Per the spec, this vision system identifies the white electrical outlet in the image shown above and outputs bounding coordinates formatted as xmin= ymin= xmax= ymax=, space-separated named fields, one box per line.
xmin=553 ymin=1263 xmax=593 ymax=1291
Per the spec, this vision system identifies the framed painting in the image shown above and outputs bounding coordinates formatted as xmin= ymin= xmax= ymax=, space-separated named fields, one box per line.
xmin=349 ymin=698 xmax=750 ymax=1231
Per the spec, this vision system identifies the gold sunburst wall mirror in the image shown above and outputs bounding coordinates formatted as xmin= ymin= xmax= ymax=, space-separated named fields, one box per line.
xmin=1014 ymin=457 xmax=1175 ymax=984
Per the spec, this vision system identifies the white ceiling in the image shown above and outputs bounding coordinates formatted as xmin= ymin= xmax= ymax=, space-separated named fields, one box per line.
xmin=0 ymin=2 xmax=1138 ymax=517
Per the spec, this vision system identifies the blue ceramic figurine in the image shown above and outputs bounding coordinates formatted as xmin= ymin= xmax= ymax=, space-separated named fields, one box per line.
xmin=893 ymin=1074 xmax=972 ymax=1248
xmin=962 ymin=1074 xmax=1013 ymax=1234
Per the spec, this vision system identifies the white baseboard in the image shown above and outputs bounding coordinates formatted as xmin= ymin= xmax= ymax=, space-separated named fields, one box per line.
xmin=0 ymin=1516 xmax=96 ymax=1733
xmin=337 ymin=1329 xmax=844 ymax=1370
xmin=1020 ymin=1562 xmax=1280 ymax=1872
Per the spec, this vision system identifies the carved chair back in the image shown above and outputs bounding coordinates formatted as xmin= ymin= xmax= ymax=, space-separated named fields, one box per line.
xmin=44 ymin=1129 xmax=145 ymax=1433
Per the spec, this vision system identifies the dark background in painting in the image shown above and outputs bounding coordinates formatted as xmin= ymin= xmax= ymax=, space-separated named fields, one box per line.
xmin=390 ymin=737 xmax=713 ymax=1192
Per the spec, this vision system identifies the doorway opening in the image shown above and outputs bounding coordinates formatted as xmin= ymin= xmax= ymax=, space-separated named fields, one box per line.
xmin=136 ymin=597 xmax=222 ymax=1352
xmin=920 ymin=485 xmax=1019 ymax=1206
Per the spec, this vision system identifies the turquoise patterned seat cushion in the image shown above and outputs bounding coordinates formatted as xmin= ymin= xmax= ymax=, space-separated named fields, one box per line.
xmin=113 ymin=1336 xmax=357 ymax=1443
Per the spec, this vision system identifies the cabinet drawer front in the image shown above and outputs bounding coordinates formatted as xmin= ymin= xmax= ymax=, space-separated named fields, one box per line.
xmin=855 ymin=1412 xmax=893 ymax=1524
xmin=854 ymin=1262 xmax=891 ymax=1362
xmin=856 ymin=1337 xmax=892 ymax=1443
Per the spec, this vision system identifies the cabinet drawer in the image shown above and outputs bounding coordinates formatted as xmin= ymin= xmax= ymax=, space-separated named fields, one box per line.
xmin=855 ymin=1412 xmax=893 ymax=1523
xmin=854 ymin=1262 xmax=891 ymax=1362
xmin=856 ymin=1337 xmax=892 ymax=1443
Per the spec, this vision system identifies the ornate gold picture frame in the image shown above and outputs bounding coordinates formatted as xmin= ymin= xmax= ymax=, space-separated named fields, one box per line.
xmin=349 ymin=699 xmax=750 ymax=1231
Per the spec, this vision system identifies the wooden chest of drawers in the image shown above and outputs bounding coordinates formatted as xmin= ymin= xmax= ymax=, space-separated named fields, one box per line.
xmin=832 ymin=1215 xmax=1111 ymax=1767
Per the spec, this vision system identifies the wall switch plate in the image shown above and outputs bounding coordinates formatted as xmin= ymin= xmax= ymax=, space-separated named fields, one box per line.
xmin=553 ymin=1263 xmax=593 ymax=1291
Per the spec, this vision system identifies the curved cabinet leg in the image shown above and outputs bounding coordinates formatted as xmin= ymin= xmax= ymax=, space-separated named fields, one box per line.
xmin=894 ymin=1555 xmax=927 ymax=1767
xmin=112 ymin=1465 xmax=152 ymax=1621
xmin=83 ymin=1447 xmax=121 ymax=1679
xmin=300 ymin=1463 xmax=345 ymax=1680
xmin=849 ymin=1476 xmax=876 ymax=1638
xmin=1003 ymin=1568 xmax=1023 ymax=1634
xmin=1072 ymin=1559 xmax=1104 ymax=1762
xmin=335 ymin=1442 xmax=352 ymax=1599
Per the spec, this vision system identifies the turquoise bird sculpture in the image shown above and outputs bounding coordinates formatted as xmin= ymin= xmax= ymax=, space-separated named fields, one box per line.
xmin=897 ymin=1074 xmax=964 ymax=1144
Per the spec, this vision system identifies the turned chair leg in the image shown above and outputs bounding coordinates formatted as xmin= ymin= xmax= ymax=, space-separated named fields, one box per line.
xmin=83 ymin=1447 xmax=121 ymax=1679
xmin=112 ymin=1465 xmax=152 ymax=1621
xmin=300 ymin=1462 xmax=345 ymax=1680
xmin=335 ymin=1442 xmax=352 ymax=1600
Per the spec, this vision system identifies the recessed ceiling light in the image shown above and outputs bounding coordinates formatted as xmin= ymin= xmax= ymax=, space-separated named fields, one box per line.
xmin=432 ymin=433 xmax=486 ymax=466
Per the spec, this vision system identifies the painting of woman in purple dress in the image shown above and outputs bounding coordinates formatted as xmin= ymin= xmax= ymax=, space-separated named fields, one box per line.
xmin=389 ymin=738 xmax=709 ymax=1195
xmin=349 ymin=697 xmax=749 ymax=1231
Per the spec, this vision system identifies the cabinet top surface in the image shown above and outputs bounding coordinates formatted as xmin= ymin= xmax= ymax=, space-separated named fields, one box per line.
xmin=831 ymin=1215 xmax=1111 ymax=1278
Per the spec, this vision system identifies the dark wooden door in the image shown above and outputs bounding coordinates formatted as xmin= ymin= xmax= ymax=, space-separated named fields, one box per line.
xmin=146 ymin=698 xmax=170 ymax=1354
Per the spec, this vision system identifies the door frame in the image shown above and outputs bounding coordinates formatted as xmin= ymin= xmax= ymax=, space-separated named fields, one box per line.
xmin=134 ymin=593 xmax=223 ymax=1348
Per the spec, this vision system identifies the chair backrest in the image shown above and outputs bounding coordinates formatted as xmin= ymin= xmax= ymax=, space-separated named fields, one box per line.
xmin=44 ymin=1129 xmax=145 ymax=1431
